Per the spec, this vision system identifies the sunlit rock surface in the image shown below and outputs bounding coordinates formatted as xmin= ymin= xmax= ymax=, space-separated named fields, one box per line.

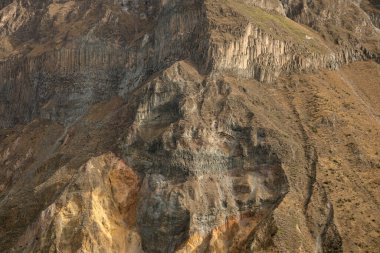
xmin=0 ymin=0 xmax=379 ymax=252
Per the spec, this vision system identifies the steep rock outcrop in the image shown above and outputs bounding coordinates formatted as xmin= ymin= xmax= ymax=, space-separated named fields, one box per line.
xmin=14 ymin=154 xmax=141 ymax=252
xmin=205 ymin=0 xmax=379 ymax=82
xmin=121 ymin=61 xmax=289 ymax=252
xmin=0 ymin=0 xmax=208 ymax=127
xmin=1 ymin=0 xmax=379 ymax=127
xmin=1 ymin=59 xmax=379 ymax=253
xmin=0 ymin=0 xmax=379 ymax=252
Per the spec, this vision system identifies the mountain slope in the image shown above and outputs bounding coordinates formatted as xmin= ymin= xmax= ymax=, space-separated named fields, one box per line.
xmin=0 ymin=0 xmax=379 ymax=252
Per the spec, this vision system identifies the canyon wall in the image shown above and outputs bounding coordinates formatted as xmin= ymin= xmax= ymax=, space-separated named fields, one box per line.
xmin=1 ymin=0 xmax=379 ymax=127
xmin=0 ymin=0 xmax=379 ymax=252
xmin=0 ymin=0 xmax=208 ymax=127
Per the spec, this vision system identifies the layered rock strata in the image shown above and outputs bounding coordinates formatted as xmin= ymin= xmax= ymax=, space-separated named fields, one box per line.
xmin=0 ymin=0 xmax=379 ymax=252
xmin=1 ymin=0 xmax=379 ymax=127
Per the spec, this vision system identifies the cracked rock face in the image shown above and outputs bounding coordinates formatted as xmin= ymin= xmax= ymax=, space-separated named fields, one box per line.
xmin=0 ymin=0 xmax=380 ymax=252
xmin=124 ymin=62 xmax=289 ymax=252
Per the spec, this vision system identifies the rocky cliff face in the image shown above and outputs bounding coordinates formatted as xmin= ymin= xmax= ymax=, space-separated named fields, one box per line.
xmin=0 ymin=0 xmax=379 ymax=252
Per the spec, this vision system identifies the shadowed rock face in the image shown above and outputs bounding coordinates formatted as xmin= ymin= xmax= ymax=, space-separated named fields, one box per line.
xmin=0 ymin=0 xmax=380 ymax=253
xmin=1 ymin=0 xmax=379 ymax=127
xmin=0 ymin=0 xmax=208 ymax=127
xmin=123 ymin=62 xmax=289 ymax=252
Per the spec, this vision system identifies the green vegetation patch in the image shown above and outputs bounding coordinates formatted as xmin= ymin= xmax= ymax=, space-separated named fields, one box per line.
xmin=222 ymin=0 xmax=330 ymax=53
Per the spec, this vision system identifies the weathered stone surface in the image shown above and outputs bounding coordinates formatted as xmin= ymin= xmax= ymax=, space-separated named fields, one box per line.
xmin=0 ymin=0 xmax=379 ymax=252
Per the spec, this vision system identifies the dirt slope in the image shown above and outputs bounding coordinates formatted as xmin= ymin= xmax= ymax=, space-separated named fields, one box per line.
xmin=0 ymin=0 xmax=379 ymax=252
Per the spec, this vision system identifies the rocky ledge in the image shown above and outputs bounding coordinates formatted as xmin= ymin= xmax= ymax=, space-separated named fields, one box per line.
xmin=0 ymin=0 xmax=379 ymax=252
